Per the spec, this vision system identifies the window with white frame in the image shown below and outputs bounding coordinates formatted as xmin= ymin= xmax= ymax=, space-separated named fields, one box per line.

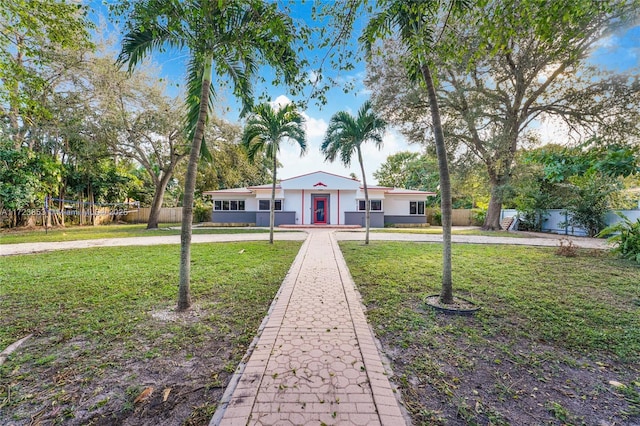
xmin=258 ymin=199 xmax=282 ymax=211
xmin=214 ymin=200 xmax=245 ymax=211
xmin=409 ymin=201 xmax=425 ymax=215
xmin=358 ymin=200 xmax=382 ymax=211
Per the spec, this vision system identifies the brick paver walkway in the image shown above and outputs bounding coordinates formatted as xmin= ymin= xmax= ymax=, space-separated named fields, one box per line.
xmin=213 ymin=230 xmax=407 ymax=426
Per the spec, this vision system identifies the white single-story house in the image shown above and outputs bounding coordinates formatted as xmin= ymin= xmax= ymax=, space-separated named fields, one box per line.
xmin=203 ymin=171 xmax=436 ymax=227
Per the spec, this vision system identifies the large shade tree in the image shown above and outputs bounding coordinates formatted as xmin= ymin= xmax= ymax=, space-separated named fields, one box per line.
xmin=366 ymin=0 xmax=640 ymax=230
xmin=86 ymin=56 xmax=188 ymax=230
xmin=0 ymin=0 xmax=93 ymax=147
xmin=321 ymin=100 xmax=386 ymax=245
xmin=242 ymin=102 xmax=307 ymax=243
xmin=362 ymin=0 xmax=471 ymax=303
xmin=117 ymin=0 xmax=299 ymax=311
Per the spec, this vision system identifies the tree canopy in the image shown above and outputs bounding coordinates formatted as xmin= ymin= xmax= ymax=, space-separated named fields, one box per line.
xmin=366 ymin=0 xmax=640 ymax=230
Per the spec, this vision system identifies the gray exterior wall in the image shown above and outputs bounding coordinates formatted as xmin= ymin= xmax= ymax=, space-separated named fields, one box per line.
xmin=255 ymin=211 xmax=296 ymax=227
xmin=344 ymin=211 xmax=385 ymax=228
xmin=211 ymin=211 xmax=256 ymax=224
xmin=384 ymin=215 xmax=427 ymax=225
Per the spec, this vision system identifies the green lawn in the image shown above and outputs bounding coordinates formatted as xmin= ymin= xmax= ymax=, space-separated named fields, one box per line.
xmin=373 ymin=227 xmax=530 ymax=238
xmin=340 ymin=241 xmax=640 ymax=425
xmin=0 ymin=241 xmax=302 ymax=424
xmin=0 ymin=223 xmax=273 ymax=244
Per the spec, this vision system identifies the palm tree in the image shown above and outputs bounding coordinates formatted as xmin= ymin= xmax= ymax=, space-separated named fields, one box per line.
xmin=243 ymin=102 xmax=307 ymax=243
xmin=117 ymin=0 xmax=298 ymax=311
xmin=321 ymin=100 xmax=387 ymax=245
xmin=361 ymin=0 xmax=471 ymax=303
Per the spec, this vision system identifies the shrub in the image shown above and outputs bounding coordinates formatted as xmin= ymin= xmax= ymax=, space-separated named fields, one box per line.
xmin=432 ymin=209 xmax=442 ymax=226
xmin=471 ymin=208 xmax=486 ymax=226
xmin=597 ymin=213 xmax=640 ymax=264
xmin=193 ymin=200 xmax=212 ymax=223
xmin=562 ymin=174 xmax=619 ymax=237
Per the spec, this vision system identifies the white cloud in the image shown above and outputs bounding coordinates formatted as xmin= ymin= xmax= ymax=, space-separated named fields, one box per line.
xmin=270 ymin=94 xmax=293 ymax=109
xmin=265 ymin=92 xmax=421 ymax=184
xmin=593 ymin=34 xmax=618 ymax=50
xmin=301 ymin=112 xmax=327 ymax=139
xmin=535 ymin=115 xmax=579 ymax=144
xmin=278 ymin=110 xmax=420 ymax=185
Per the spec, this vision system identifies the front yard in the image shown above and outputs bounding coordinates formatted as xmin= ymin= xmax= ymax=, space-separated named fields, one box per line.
xmin=0 ymin=241 xmax=302 ymax=425
xmin=341 ymin=241 xmax=640 ymax=425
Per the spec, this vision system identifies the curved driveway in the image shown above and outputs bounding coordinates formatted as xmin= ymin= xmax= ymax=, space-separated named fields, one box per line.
xmin=335 ymin=231 xmax=610 ymax=250
xmin=1 ymin=229 xmax=609 ymax=256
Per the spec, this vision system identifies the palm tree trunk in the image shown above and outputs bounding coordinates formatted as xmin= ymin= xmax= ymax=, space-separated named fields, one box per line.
xmin=421 ymin=63 xmax=453 ymax=304
xmin=178 ymin=59 xmax=212 ymax=311
xmin=270 ymin=154 xmax=277 ymax=244
xmin=357 ymin=147 xmax=370 ymax=245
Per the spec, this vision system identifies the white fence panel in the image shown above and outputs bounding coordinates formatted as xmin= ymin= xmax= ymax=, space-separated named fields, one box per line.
xmin=501 ymin=209 xmax=640 ymax=236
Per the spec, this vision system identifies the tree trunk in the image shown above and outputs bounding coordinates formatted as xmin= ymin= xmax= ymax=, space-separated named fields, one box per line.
xmin=421 ymin=63 xmax=454 ymax=304
xmin=357 ymin=147 xmax=370 ymax=245
xmin=89 ymin=187 xmax=96 ymax=226
xmin=482 ymin=172 xmax=511 ymax=230
xmin=59 ymin=189 xmax=65 ymax=227
xmin=269 ymin=155 xmax=277 ymax=244
xmin=483 ymin=181 xmax=504 ymax=230
xmin=178 ymin=60 xmax=212 ymax=312
xmin=147 ymin=172 xmax=172 ymax=230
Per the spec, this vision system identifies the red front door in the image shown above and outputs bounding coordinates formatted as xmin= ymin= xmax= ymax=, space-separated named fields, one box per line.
xmin=314 ymin=197 xmax=327 ymax=224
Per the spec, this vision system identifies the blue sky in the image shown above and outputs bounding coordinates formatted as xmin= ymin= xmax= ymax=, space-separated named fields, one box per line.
xmin=88 ymin=1 xmax=639 ymax=185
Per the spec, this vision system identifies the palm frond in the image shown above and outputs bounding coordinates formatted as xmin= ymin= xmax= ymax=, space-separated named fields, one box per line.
xmin=242 ymin=102 xmax=307 ymax=162
xmin=321 ymin=101 xmax=387 ymax=167
xmin=117 ymin=27 xmax=173 ymax=73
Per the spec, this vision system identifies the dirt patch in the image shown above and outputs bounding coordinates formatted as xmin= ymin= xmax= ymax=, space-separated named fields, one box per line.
xmin=379 ymin=312 xmax=640 ymax=426
xmin=0 ymin=305 xmax=240 ymax=426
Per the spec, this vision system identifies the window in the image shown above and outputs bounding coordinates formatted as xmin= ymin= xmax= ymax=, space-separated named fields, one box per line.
xmin=259 ymin=200 xmax=282 ymax=211
xmin=410 ymin=201 xmax=425 ymax=215
xmin=358 ymin=200 xmax=382 ymax=211
xmin=214 ymin=200 xmax=245 ymax=211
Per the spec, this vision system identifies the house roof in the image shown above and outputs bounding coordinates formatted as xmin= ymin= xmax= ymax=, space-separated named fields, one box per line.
xmin=280 ymin=170 xmax=360 ymax=183
xmin=203 ymin=171 xmax=436 ymax=196
xmin=202 ymin=187 xmax=253 ymax=196
xmin=384 ymin=188 xmax=437 ymax=196
xmin=247 ymin=183 xmax=281 ymax=190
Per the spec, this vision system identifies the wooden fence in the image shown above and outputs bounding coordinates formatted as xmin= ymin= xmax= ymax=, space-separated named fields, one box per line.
xmin=122 ymin=207 xmax=183 ymax=224
xmin=426 ymin=208 xmax=476 ymax=226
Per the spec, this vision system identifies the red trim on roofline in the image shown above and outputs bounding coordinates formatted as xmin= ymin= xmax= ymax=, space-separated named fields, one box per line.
xmin=280 ymin=170 xmax=361 ymax=182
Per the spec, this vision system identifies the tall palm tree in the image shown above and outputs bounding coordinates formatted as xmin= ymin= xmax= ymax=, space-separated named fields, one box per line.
xmin=321 ymin=100 xmax=386 ymax=245
xmin=243 ymin=102 xmax=307 ymax=243
xmin=117 ymin=0 xmax=298 ymax=311
xmin=361 ymin=0 xmax=471 ymax=303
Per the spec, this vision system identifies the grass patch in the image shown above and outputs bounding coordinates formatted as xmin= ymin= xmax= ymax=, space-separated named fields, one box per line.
xmin=0 ymin=240 xmax=302 ymax=424
xmin=374 ymin=227 xmax=530 ymax=238
xmin=340 ymin=241 xmax=640 ymax=425
xmin=0 ymin=223 xmax=274 ymax=244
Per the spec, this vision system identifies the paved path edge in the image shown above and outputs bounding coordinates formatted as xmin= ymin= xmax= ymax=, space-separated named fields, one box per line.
xmin=210 ymin=233 xmax=312 ymax=425
xmin=329 ymin=233 xmax=412 ymax=425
